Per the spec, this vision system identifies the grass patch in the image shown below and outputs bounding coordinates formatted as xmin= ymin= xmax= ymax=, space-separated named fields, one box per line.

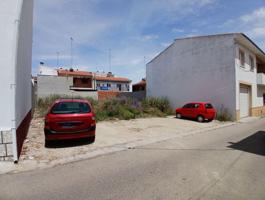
xmin=36 ymin=95 xmax=173 ymax=121
xmin=216 ymin=107 xmax=232 ymax=121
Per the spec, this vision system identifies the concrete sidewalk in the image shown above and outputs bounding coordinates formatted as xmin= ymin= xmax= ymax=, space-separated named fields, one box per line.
xmin=0 ymin=116 xmax=235 ymax=174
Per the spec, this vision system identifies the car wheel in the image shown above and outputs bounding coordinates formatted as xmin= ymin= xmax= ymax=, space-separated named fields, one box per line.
xmin=197 ymin=115 xmax=204 ymax=122
xmin=88 ymin=136 xmax=95 ymax=143
xmin=45 ymin=140 xmax=51 ymax=147
xmin=176 ymin=113 xmax=182 ymax=119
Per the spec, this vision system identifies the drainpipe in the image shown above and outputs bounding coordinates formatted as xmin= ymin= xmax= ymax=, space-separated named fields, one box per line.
xmin=11 ymin=0 xmax=23 ymax=163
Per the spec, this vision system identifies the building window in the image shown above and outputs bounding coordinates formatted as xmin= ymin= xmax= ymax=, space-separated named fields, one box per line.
xmin=107 ymin=83 xmax=111 ymax=88
xmin=249 ymin=55 xmax=254 ymax=71
xmin=97 ymin=83 xmax=100 ymax=87
xmin=117 ymin=84 xmax=122 ymax=91
xmin=263 ymin=94 xmax=265 ymax=106
xmin=239 ymin=49 xmax=245 ymax=67
xmin=81 ymin=78 xmax=89 ymax=84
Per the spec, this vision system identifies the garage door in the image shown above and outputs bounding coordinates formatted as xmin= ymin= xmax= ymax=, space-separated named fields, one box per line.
xmin=240 ymin=85 xmax=250 ymax=118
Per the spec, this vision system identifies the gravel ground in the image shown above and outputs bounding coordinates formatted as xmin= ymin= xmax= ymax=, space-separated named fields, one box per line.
xmin=1 ymin=115 xmax=233 ymax=174
xmin=20 ymin=115 xmax=231 ymax=162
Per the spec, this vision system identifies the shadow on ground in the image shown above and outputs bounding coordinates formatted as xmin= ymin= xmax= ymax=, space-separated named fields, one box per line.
xmin=45 ymin=138 xmax=95 ymax=149
xmin=228 ymin=131 xmax=265 ymax=156
xmin=174 ymin=116 xmax=212 ymax=123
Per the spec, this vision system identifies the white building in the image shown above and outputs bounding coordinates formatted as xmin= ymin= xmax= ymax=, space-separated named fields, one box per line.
xmin=38 ymin=63 xmax=58 ymax=76
xmin=0 ymin=0 xmax=34 ymax=162
xmin=147 ymin=33 xmax=265 ymax=120
xmin=37 ymin=68 xmax=131 ymax=99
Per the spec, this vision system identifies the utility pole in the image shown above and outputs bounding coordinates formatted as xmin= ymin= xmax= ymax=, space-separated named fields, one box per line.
xmin=56 ymin=52 xmax=60 ymax=67
xmin=108 ymin=48 xmax=112 ymax=73
xmin=144 ymin=56 xmax=146 ymax=78
xmin=70 ymin=37 xmax=74 ymax=68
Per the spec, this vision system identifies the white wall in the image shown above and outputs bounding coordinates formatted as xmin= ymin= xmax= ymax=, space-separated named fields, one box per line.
xmin=234 ymin=43 xmax=262 ymax=110
xmin=257 ymin=85 xmax=265 ymax=106
xmin=0 ymin=0 xmax=33 ymax=130
xmin=15 ymin=0 xmax=33 ymax=128
xmin=96 ymin=81 xmax=130 ymax=91
xmin=147 ymin=34 xmax=237 ymax=119
xmin=0 ymin=0 xmax=21 ymax=130
xmin=38 ymin=76 xmax=98 ymax=100
xmin=38 ymin=65 xmax=58 ymax=76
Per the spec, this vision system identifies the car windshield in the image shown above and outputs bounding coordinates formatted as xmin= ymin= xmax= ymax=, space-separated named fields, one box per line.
xmin=51 ymin=102 xmax=91 ymax=114
xmin=205 ymin=103 xmax=213 ymax=109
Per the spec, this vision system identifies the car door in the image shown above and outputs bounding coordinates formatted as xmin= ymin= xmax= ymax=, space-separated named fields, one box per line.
xmin=190 ymin=103 xmax=200 ymax=118
xmin=182 ymin=103 xmax=193 ymax=117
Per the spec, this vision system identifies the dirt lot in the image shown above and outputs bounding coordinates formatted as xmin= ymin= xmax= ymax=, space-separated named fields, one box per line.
xmin=18 ymin=115 xmax=232 ymax=167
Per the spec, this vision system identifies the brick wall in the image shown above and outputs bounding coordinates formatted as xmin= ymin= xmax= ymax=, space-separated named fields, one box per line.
xmin=16 ymin=110 xmax=32 ymax=159
xmin=98 ymin=91 xmax=120 ymax=101
xmin=0 ymin=130 xmax=13 ymax=161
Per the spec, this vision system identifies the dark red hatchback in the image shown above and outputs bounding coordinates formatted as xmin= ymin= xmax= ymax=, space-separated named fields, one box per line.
xmin=44 ymin=99 xmax=96 ymax=146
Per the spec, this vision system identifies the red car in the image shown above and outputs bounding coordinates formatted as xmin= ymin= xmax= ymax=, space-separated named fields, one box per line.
xmin=175 ymin=102 xmax=216 ymax=122
xmin=44 ymin=99 xmax=96 ymax=146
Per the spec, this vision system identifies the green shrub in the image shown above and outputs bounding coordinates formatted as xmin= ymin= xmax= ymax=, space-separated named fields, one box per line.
xmin=36 ymin=94 xmax=97 ymax=117
xmin=141 ymin=97 xmax=172 ymax=114
xmin=95 ymin=110 xmax=109 ymax=121
xmin=36 ymin=95 xmax=173 ymax=121
xmin=118 ymin=107 xmax=135 ymax=120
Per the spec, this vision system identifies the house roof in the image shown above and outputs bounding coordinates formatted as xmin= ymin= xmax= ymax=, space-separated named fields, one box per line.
xmin=95 ymin=76 xmax=131 ymax=83
xmin=235 ymin=33 xmax=265 ymax=62
xmin=57 ymin=69 xmax=93 ymax=77
xmin=57 ymin=69 xmax=131 ymax=82
xmin=147 ymin=33 xmax=265 ymax=65
xmin=133 ymin=79 xmax=146 ymax=86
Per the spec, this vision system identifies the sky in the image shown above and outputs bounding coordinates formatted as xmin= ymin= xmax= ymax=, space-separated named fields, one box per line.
xmin=32 ymin=0 xmax=265 ymax=83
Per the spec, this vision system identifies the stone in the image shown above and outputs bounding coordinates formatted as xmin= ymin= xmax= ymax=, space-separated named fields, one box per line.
xmin=6 ymin=144 xmax=13 ymax=157
xmin=0 ymin=144 xmax=7 ymax=157
xmin=2 ymin=131 xmax=12 ymax=144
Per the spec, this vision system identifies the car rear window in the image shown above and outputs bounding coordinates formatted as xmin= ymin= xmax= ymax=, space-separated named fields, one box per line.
xmin=205 ymin=103 xmax=213 ymax=109
xmin=51 ymin=102 xmax=91 ymax=114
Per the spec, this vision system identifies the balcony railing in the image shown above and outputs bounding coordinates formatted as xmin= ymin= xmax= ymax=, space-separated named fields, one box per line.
xmin=69 ymin=86 xmax=95 ymax=91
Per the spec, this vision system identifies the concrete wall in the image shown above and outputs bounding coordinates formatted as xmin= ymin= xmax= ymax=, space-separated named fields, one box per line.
xmin=147 ymin=34 xmax=236 ymax=119
xmin=38 ymin=76 xmax=98 ymax=100
xmin=119 ymin=91 xmax=146 ymax=100
xmin=257 ymin=85 xmax=265 ymax=109
xmin=0 ymin=0 xmax=33 ymax=161
xmin=0 ymin=0 xmax=18 ymax=130
xmin=131 ymin=91 xmax=146 ymax=100
xmin=15 ymin=0 xmax=33 ymax=128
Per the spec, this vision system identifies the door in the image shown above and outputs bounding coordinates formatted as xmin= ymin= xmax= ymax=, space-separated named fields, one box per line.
xmin=182 ymin=103 xmax=194 ymax=117
xmin=190 ymin=103 xmax=200 ymax=118
xmin=240 ymin=85 xmax=250 ymax=118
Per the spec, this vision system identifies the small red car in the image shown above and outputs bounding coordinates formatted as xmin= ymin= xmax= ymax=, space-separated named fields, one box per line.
xmin=175 ymin=102 xmax=216 ymax=122
xmin=44 ymin=99 xmax=96 ymax=146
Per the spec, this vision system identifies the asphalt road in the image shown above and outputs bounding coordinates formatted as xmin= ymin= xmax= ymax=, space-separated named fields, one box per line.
xmin=1 ymin=118 xmax=265 ymax=200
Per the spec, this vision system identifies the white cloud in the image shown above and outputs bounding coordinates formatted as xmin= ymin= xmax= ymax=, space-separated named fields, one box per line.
xmin=32 ymin=0 xmax=216 ymax=82
xmin=160 ymin=42 xmax=172 ymax=47
xmin=221 ymin=6 xmax=265 ymax=50
xmin=172 ymin=28 xmax=184 ymax=33
xmin=136 ymin=34 xmax=159 ymax=42
xmin=240 ymin=7 xmax=265 ymax=22
xmin=250 ymin=27 xmax=265 ymax=38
